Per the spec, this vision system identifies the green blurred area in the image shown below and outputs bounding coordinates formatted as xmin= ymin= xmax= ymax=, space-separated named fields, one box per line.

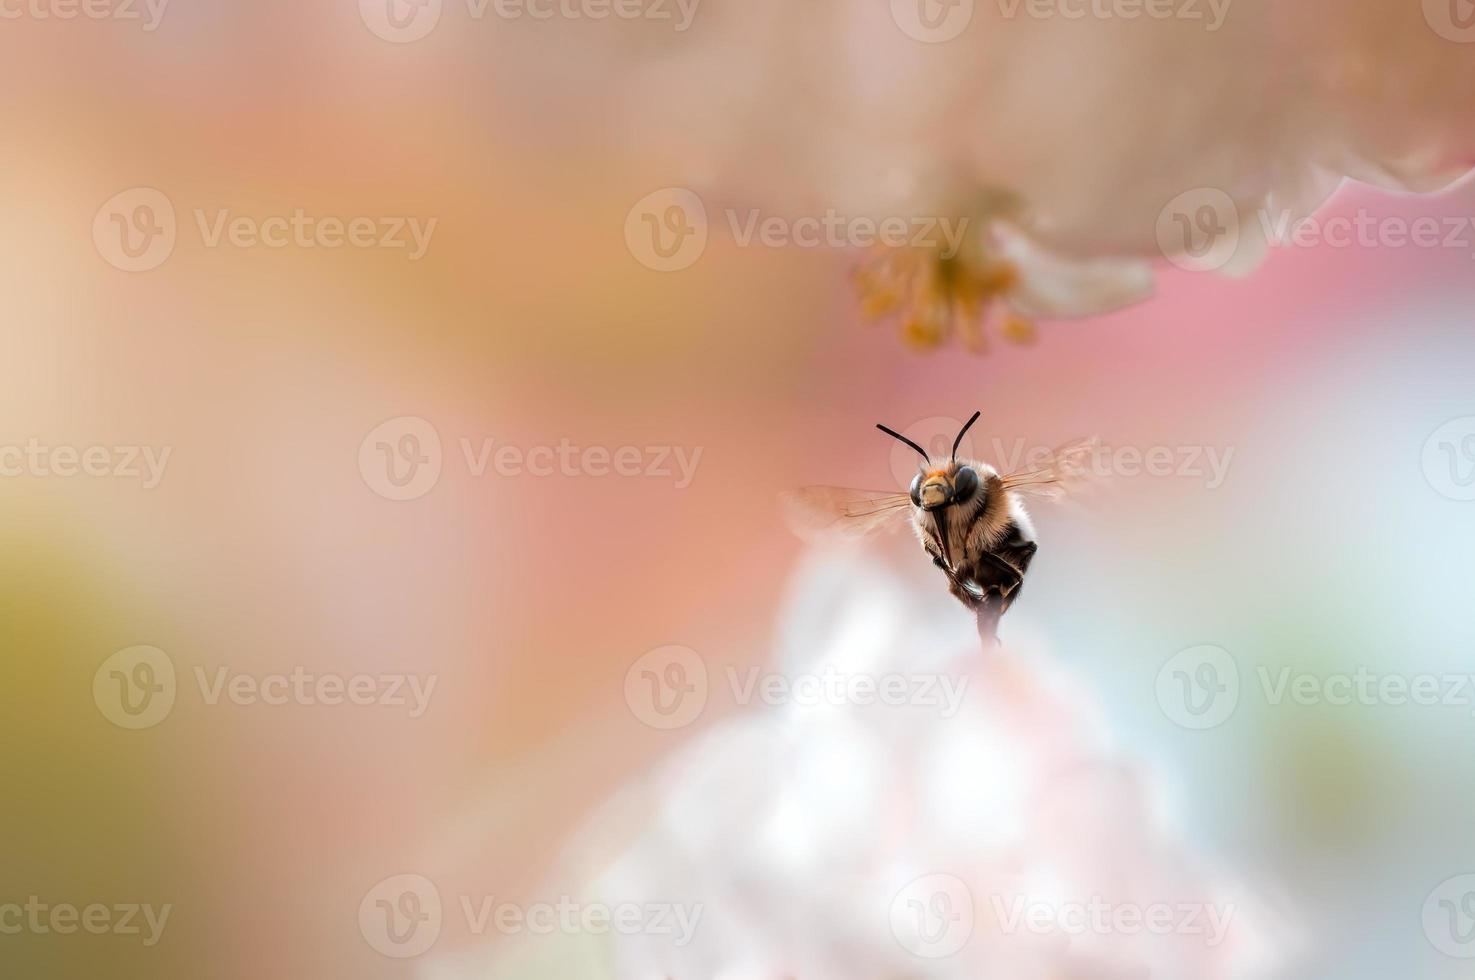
xmin=0 ymin=518 xmax=195 ymax=980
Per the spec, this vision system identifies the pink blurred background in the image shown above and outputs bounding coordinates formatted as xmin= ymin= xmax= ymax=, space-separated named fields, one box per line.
xmin=3 ymin=4 xmax=1475 ymax=979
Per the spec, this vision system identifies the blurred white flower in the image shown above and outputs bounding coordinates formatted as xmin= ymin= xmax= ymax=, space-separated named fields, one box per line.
xmin=573 ymin=1 xmax=1475 ymax=347
xmin=431 ymin=547 xmax=1290 ymax=979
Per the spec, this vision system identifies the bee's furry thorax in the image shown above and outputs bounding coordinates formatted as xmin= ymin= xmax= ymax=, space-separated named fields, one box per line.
xmin=911 ymin=459 xmax=1035 ymax=562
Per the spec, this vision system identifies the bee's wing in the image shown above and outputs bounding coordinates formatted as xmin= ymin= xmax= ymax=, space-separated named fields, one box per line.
xmin=998 ymin=438 xmax=1101 ymax=501
xmin=782 ymin=486 xmax=914 ymax=540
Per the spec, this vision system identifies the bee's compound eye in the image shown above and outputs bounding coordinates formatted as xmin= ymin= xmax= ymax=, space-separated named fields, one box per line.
xmin=909 ymin=472 xmax=924 ymax=507
xmin=953 ymin=466 xmax=980 ymax=503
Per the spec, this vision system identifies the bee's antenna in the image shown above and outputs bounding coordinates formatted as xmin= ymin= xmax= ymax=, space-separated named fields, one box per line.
xmin=876 ymin=423 xmax=930 ymax=462
xmin=952 ymin=411 xmax=982 ymax=461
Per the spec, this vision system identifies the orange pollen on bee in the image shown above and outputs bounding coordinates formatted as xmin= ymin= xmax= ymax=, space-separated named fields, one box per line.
xmin=925 ymin=469 xmax=949 ymax=479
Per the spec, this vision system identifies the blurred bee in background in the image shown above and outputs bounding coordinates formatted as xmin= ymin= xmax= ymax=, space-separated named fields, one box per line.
xmin=786 ymin=412 xmax=1095 ymax=642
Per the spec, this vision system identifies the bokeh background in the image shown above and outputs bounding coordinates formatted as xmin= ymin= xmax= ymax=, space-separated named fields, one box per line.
xmin=2 ymin=3 xmax=1474 ymax=979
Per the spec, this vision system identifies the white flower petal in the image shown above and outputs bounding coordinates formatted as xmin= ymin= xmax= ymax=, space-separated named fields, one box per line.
xmin=995 ymin=224 xmax=1157 ymax=317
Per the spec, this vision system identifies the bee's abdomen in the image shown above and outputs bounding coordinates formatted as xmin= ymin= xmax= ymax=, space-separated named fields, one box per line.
xmin=998 ymin=523 xmax=1038 ymax=572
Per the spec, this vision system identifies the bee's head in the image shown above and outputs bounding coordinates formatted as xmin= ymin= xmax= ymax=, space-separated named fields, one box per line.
xmin=909 ymin=460 xmax=981 ymax=511
xmin=877 ymin=411 xmax=983 ymax=513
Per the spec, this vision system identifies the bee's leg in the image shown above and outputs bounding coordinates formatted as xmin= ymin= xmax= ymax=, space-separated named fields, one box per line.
xmin=952 ymin=578 xmax=985 ymax=610
xmin=932 ymin=555 xmax=982 ymax=609
xmin=972 ymin=552 xmax=1023 ymax=600
xmin=971 ymin=540 xmax=1038 ymax=644
xmin=975 ymin=597 xmax=1004 ymax=645
xmin=983 ymin=541 xmax=1038 ymax=606
xmin=925 ymin=547 xmax=981 ymax=610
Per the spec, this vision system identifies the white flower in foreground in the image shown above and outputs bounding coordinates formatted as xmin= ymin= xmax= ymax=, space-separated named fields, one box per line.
xmin=571 ymin=1 xmax=1475 ymax=347
xmin=430 ymin=547 xmax=1290 ymax=979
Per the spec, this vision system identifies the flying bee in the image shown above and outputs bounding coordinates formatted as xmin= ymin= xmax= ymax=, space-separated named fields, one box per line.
xmin=785 ymin=412 xmax=1095 ymax=641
